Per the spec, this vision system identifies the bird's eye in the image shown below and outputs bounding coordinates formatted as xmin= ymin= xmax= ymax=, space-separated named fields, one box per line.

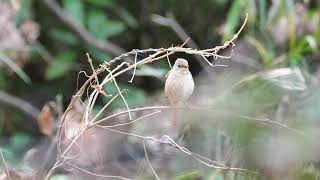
xmin=178 ymin=65 xmax=181 ymax=68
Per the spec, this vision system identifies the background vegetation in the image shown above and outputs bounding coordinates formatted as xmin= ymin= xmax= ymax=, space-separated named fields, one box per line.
xmin=0 ymin=0 xmax=320 ymax=179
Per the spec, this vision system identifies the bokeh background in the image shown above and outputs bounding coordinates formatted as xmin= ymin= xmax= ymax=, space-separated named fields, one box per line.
xmin=1 ymin=0 xmax=320 ymax=179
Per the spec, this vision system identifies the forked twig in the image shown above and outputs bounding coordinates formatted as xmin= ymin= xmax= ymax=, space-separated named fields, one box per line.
xmin=45 ymin=14 xmax=249 ymax=180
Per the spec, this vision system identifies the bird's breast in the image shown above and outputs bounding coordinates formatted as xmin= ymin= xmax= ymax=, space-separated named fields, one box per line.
xmin=165 ymin=71 xmax=194 ymax=104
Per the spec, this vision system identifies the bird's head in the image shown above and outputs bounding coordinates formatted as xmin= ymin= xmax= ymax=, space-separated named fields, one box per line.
xmin=173 ymin=58 xmax=190 ymax=73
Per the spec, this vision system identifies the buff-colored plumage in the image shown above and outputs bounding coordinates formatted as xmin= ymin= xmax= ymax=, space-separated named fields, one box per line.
xmin=165 ymin=58 xmax=194 ymax=127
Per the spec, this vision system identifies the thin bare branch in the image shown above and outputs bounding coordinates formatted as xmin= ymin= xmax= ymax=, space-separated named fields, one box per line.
xmin=0 ymin=149 xmax=11 ymax=180
xmin=203 ymin=13 xmax=248 ymax=53
xmin=100 ymin=110 xmax=161 ymax=128
xmin=166 ymin=51 xmax=172 ymax=68
xmin=93 ymin=105 xmax=307 ymax=138
xmin=44 ymin=15 xmax=249 ymax=180
xmin=66 ymin=162 xmax=132 ymax=180
xmin=92 ymin=92 xmax=121 ymax=122
xmin=94 ymin=125 xmax=257 ymax=176
xmin=143 ymin=139 xmax=160 ymax=180
xmin=86 ymin=53 xmax=99 ymax=87
xmin=105 ymin=68 xmax=132 ymax=120
xmin=128 ymin=52 xmax=138 ymax=83
xmin=151 ymin=13 xmax=209 ymax=70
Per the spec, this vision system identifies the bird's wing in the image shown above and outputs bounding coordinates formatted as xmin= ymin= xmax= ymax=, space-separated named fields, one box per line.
xmin=165 ymin=70 xmax=171 ymax=79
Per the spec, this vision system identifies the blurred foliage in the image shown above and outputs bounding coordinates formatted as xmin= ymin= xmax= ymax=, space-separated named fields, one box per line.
xmin=0 ymin=0 xmax=320 ymax=179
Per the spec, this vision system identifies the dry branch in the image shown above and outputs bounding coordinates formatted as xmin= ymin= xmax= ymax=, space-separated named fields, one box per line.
xmin=65 ymin=162 xmax=132 ymax=180
xmin=44 ymin=13 xmax=250 ymax=180
xmin=151 ymin=13 xmax=209 ymax=70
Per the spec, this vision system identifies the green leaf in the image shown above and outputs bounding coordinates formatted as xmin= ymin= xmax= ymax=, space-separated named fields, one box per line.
xmin=246 ymin=36 xmax=272 ymax=66
xmin=45 ymin=51 xmax=77 ymax=80
xmin=87 ymin=48 xmax=112 ymax=62
xmin=63 ymin=0 xmax=85 ymax=25
xmin=114 ymin=7 xmax=138 ymax=28
xmin=173 ymin=170 xmax=201 ymax=180
xmin=258 ymin=0 xmax=266 ymax=27
xmin=88 ymin=10 xmax=109 ymax=39
xmin=10 ymin=133 xmax=31 ymax=153
xmin=15 ymin=0 xmax=32 ymax=24
xmin=288 ymin=54 xmax=304 ymax=64
xmin=295 ymin=164 xmax=320 ymax=180
xmin=294 ymin=35 xmax=318 ymax=55
xmin=103 ymin=83 xmax=146 ymax=108
xmin=0 ymin=69 xmax=6 ymax=89
xmin=88 ymin=9 xmax=125 ymax=39
xmin=49 ymin=29 xmax=80 ymax=45
xmin=86 ymin=0 xmax=115 ymax=7
xmin=223 ymin=0 xmax=241 ymax=41
xmin=105 ymin=20 xmax=125 ymax=37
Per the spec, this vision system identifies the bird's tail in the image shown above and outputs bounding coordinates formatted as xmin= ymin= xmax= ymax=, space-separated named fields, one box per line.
xmin=171 ymin=108 xmax=177 ymax=128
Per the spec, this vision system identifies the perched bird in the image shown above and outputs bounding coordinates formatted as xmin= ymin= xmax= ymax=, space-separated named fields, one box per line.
xmin=165 ymin=58 xmax=194 ymax=127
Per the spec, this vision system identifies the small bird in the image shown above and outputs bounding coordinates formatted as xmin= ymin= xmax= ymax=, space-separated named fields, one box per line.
xmin=165 ymin=58 xmax=194 ymax=127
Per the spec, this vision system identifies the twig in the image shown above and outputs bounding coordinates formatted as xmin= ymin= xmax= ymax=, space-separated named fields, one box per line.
xmin=84 ymin=90 xmax=99 ymax=125
xmin=61 ymin=126 xmax=83 ymax=160
xmin=44 ymin=127 xmax=87 ymax=180
xmin=45 ymin=15 xmax=249 ymax=179
xmin=143 ymin=139 xmax=160 ymax=180
xmin=86 ymin=53 xmax=99 ymax=87
xmin=92 ymin=92 xmax=121 ymax=122
xmin=203 ymin=13 xmax=248 ymax=53
xmin=0 ymin=149 xmax=11 ymax=180
xmin=151 ymin=14 xmax=199 ymax=50
xmin=92 ymin=106 xmax=307 ymax=138
xmin=95 ymin=125 xmax=257 ymax=176
xmin=238 ymin=115 xmax=306 ymax=136
xmin=151 ymin=13 xmax=249 ymax=70
xmin=128 ymin=52 xmax=138 ymax=83
xmin=45 ymin=80 xmax=95 ymax=180
xmin=105 ymin=68 xmax=133 ymax=120
xmin=98 ymin=39 xmax=189 ymax=88
xmin=65 ymin=162 xmax=132 ymax=180
xmin=201 ymin=53 xmax=214 ymax=66
xmin=160 ymin=135 xmax=257 ymax=174
xmin=166 ymin=51 xmax=172 ymax=68
xmin=100 ymin=110 xmax=161 ymax=128
xmin=0 ymin=91 xmax=40 ymax=120
xmin=151 ymin=13 xmax=209 ymax=70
